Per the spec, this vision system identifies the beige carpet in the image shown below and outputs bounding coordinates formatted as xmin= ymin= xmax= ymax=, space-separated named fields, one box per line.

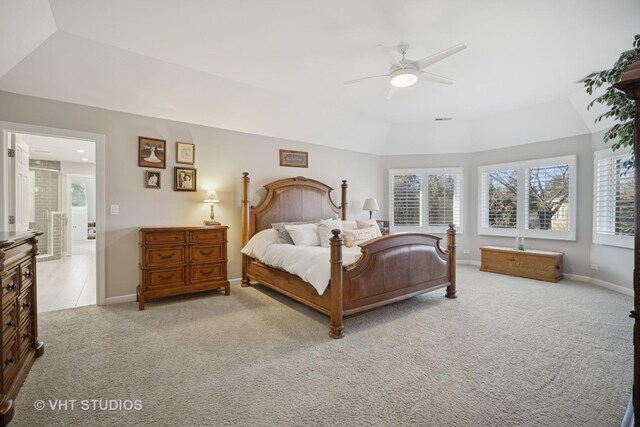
xmin=13 ymin=266 xmax=632 ymax=426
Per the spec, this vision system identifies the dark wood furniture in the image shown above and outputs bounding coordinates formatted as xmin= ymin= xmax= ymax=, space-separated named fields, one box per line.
xmin=137 ymin=226 xmax=230 ymax=310
xmin=0 ymin=230 xmax=44 ymax=426
xmin=614 ymin=58 xmax=640 ymax=423
xmin=240 ymin=173 xmax=457 ymax=339
xmin=480 ymin=246 xmax=563 ymax=283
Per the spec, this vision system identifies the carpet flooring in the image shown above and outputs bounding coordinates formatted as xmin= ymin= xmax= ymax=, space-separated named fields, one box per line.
xmin=12 ymin=266 xmax=633 ymax=426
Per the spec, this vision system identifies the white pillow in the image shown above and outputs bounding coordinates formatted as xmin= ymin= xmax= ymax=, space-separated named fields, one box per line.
xmin=356 ymin=219 xmax=382 ymax=237
xmin=343 ymin=226 xmax=379 ymax=248
xmin=241 ymin=228 xmax=279 ymax=260
xmin=317 ymin=218 xmax=344 ymax=247
xmin=342 ymin=220 xmax=357 ymax=230
xmin=284 ymin=223 xmax=320 ymax=246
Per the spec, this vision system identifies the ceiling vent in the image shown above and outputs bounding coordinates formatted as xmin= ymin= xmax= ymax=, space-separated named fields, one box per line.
xmin=434 ymin=117 xmax=453 ymax=121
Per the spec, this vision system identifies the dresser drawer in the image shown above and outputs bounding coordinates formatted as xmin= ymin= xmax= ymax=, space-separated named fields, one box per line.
xmin=190 ymin=229 xmax=225 ymax=243
xmin=0 ymin=271 xmax=18 ymax=310
xmin=18 ymin=260 xmax=34 ymax=293
xmin=145 ymin=231 xmax=187 ymax=245
xmin=1 ymin=302 xmax=17 ymax=340
xmin=190 ymin=245 xmax=223 ymax=263
xmin=17 ymin=288 xmax=32 ymax=322
xmin=190 ymin=263 xmax=226 ymax=283
xmin=146 ymin=247 xmax=186 ymax=267
xmin=2 ymin=335 xmax=18 ymax=390
xmin=147 ymin=267 xmax=187 ymax=289
xmin=18 ymin=317 xmax=32 ymax=359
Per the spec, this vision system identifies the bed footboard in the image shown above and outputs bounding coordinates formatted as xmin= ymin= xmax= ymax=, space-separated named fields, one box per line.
xmin=328 ymin=226 xmax=456 ymax=338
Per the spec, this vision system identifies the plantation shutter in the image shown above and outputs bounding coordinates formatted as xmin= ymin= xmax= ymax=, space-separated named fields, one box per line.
xmin=426 ymin=169 xmax=463 ymax=233
xmin=479 ymin=168 xmax=518 ymax=229
xmin=593 ymin=150 xmax=634 ymax=248
xmin=389 ymin=170 xmax=423 ymax=228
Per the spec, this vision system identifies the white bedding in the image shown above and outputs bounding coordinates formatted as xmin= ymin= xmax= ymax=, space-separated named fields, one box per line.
xmin=241 ymin=229 xmax=363 ymax=295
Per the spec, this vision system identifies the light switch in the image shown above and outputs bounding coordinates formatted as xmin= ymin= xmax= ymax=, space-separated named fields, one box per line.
xmin=110 ymin=204 xmax=119 ymax=215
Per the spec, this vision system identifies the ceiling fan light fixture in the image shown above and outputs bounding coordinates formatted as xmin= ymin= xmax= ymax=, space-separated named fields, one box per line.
xmin=390 ymin=68 xmax=418 ymax=87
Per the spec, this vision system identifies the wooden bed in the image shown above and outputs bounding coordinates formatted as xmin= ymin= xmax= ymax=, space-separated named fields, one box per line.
xmin=240 ymin=172 xmax=457 ymax=338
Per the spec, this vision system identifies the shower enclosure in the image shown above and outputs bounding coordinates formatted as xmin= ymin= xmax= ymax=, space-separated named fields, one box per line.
xmin=29 ymin=160 xmax=66 ymax=260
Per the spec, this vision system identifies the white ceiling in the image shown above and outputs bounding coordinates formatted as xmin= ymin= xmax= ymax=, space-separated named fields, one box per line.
xmin=0 ymin=0 xmax=638 ymax=154
xmin=15 ymin=133 xmax=95 ymax=164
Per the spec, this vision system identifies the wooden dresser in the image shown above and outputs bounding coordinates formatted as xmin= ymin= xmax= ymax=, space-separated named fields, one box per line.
xmin=137 ymin=226 xmax=230 ymax=309
xmin=480 ymin=246 xmax=564 ymax=283
xmin=0 ymin=230 xmax=44 ymax=426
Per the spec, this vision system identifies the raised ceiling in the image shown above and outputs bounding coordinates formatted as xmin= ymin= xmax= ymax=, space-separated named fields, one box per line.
xmin=0 ymin=0 xmax=638 ymax=154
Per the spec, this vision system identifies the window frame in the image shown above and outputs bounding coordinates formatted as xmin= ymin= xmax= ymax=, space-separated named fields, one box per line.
xmin=592 ymin=148 xmax=634 ymax=249
xmin=478 ymin=155 xmax=577 ymax=240
xmin=389 ymin=167 xmax=464 ymax=234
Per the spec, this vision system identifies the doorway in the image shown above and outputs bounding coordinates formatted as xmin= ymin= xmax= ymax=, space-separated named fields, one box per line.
xmin=0 ymin=122 xmax=106 ymax=311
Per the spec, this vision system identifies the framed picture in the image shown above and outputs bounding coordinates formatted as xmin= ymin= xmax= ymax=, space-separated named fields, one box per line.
xmin=279 ymin=149 xmax=308 ymax=168
xmin=174 ymin=167 xmax=197 ymax=191
xmin=144 ymin=170 xmax=161 ymax=189
xmin=176 ymin=142 xmax=195 ymax=164
xmin=376 ymin=220 xmax=390 ymax=235
xmin=138 ymin=137 xmax=166 ymax=169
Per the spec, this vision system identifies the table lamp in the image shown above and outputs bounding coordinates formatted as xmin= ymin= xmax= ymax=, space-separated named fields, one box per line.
xmin=362 ymin=198 xmax=380 ymax=219
xmin=203 ymin=190 xmax=220 ymax=225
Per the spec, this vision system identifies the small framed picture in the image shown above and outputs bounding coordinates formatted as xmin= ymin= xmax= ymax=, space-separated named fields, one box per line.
xmin=176 ymin=142 xmax=195 ymax=164
xmin=144 ymin=170 xmax=161 ymax=189
xmin=376 ymin=220 xmax=390 ymax=235
xmin=138 ymin=137 xmax=166 ymax=169
xmin=174 ymin=167 xmax=197 ymax=191
xmin=279 ymin=149 xmax=308 ymax=168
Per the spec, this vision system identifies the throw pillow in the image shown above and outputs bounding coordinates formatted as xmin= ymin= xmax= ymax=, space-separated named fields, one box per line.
xmin=317 ymin=218 xmax=344 ymax=247
xmin=284 ymin=223 xmax=320 ymax=246
xmin=356 ymin=219 xmax=383 ymax=237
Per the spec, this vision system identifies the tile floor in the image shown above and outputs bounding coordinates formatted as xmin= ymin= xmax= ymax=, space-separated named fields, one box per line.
xmin=37 ymin=239 xmax=96 ymax=313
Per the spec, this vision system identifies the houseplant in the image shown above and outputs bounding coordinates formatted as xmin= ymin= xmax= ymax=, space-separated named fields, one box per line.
xmin=585 ymin=34 xmax=640 ymax=167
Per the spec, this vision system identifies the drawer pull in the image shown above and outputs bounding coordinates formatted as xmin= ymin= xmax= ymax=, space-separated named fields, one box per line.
xmin=4 ymin=284 xmax=16 ymax=292
xmin=21 ymin=332 xmax=30 ymax=340
xmin=4 ymin=357 xmax=14 ymax=366
xmin=22 ymin=271 xmax=32 ymax=279
xmin=158 ymin=253 xmax=176 ymax=260
xmin=21 ymin=302 xmax=31 ymax=309
xmin=4 ymin=321 xmax=14 ymax=328
xmin=199 ymin=250 xmax=214 ymax=256
xmin=201 ymin=269 xmax=214 ymax=275
xmin=159 ymin=273 xmax=176 ymax=281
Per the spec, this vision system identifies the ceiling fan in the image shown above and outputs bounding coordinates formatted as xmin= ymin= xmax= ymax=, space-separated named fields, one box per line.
xmin=344 ymin=43 xmax=467 ymax=98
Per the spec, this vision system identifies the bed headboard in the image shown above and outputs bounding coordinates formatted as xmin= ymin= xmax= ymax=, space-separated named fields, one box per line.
xmin=241 ymin=173 xmax=347 ymax=245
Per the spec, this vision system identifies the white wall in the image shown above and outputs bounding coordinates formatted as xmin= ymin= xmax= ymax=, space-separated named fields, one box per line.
xmin=0 ymin=91 xmax=381 ymax=298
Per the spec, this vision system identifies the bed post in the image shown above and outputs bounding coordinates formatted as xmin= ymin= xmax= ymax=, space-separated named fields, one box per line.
xmin=329 ymin=229 xmax=345 ymax=339
xmin=446 ymin=224 xmax=457 ymax=299
xmin=241 ymin=172 xmax=251 ymax=287
xmin=341 ymin=180 xmax=348 ymax=220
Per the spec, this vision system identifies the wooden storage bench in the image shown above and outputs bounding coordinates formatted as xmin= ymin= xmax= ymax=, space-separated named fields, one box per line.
xmin=480 ymin=246 xmax=563 ymax=283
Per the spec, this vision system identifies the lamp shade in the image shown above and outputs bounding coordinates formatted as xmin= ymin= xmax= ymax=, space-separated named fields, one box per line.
xmin=204 ymin=190 xmax=220 ymax=203
xmin=362 ymin=198 xmax=380 ymax=212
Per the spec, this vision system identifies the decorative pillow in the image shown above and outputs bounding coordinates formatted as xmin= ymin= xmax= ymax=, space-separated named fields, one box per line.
xmin=240 ymin=228 xmax=279 ymax=260
xmin=284 ymin=223 xmax=320 ymax=246
xmin=317 ymin=218 xmax=344 ymax=247
xmin=341 ymin=220 xmax=358 ymax=230
xmin=272 ymin=220 xmax=316 ymax=244
xmin=356 ymin=219 xmax=383 ymax=237
xmin=343 ymin=226 xmax=379 ymax=248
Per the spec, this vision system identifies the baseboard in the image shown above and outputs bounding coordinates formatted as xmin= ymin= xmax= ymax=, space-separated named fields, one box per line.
xmin=105 ymin=294 xmax=137 ymax=304
xmin=229 ymin=278 xmax=242 ymax=286
xmin=588 ymin=277 xmax=633 ymax=297
xmin=457 ymin=260 xmax=480 ymax=266
xmin=563 ymin=273 xmax=591 ymax=283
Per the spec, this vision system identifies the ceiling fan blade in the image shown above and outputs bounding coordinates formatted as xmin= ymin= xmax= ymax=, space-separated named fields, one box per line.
xmin=386 ymin=86 xmax=398 ymax=100
xmin=344 ymin=74 xmax=389 ymax=85
xmin=419 ymin=71 xmax=455 ymax=85
xmin=374 ymin=44 xmax=403 ymax=68
xmin=415 ymin=43 xmax=467 ymax=70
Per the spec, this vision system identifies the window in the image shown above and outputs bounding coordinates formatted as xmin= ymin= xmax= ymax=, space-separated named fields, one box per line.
xmin=479 ymin=155 xmax=576 ymax=240
xmin=389 ymin=168 xmax=463 ymax=233
xmin=593 ymin=149 xmax=634 ymax=248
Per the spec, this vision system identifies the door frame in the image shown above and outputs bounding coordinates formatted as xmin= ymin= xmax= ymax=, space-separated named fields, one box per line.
xmin=0 ymin=122 xmax=106 ymax=306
